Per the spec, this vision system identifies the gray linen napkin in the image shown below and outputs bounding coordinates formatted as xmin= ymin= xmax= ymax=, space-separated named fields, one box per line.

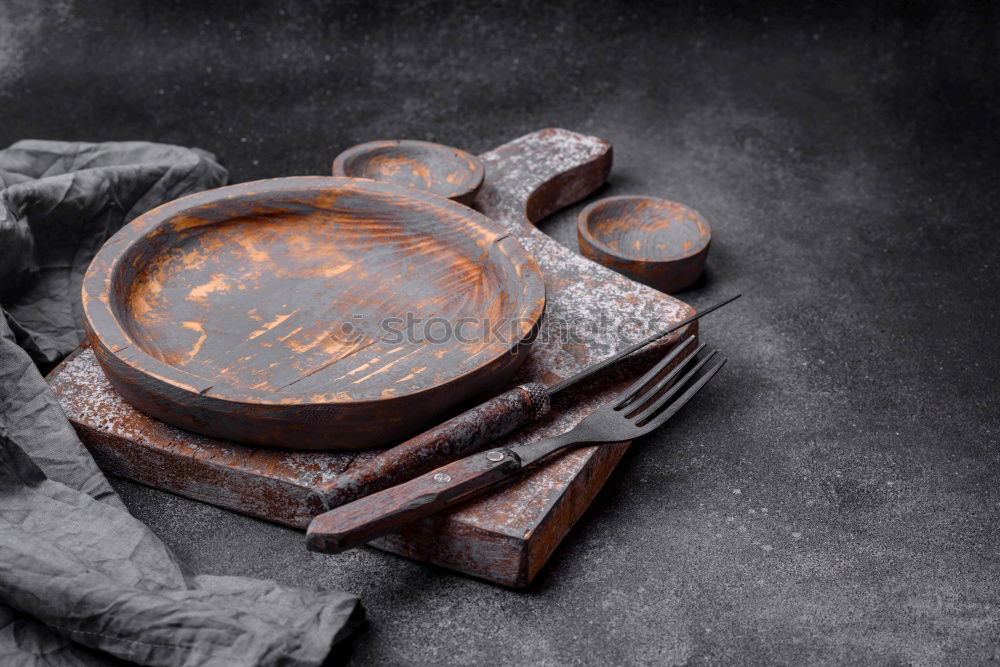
xmin=0 ymin=140 xmax=364 ymax=666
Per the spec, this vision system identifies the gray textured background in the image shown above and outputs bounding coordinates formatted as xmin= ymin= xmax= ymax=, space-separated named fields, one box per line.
xmin=3 ymin=1 xmax=998 ymax=663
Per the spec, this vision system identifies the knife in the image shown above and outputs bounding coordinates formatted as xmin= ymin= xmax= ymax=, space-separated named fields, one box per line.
xmin=308 ymin=294 xmax=740 ymax=513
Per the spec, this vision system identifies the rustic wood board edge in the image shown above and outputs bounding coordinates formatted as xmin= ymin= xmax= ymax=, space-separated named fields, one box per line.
xmin=48 ymin=345 xmax=329 ymax=528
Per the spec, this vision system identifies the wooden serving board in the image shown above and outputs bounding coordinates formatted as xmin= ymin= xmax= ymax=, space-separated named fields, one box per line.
xmin=47 ymin=128 xmax=695 ymax=587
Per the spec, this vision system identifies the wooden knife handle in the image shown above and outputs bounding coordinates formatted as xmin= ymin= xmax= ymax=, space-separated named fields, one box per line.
xmin=310 ymin=382 xmax=549 ymax=511
xmin=306 ymin=448 xmax=523 ymax=553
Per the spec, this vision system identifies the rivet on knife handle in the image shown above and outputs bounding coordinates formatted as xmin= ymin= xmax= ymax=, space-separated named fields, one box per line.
xmin=309 ymin=383 xmax=549 ymax=511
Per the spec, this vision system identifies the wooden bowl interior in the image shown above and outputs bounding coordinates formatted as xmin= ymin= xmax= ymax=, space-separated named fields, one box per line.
xmin=333 ymin=140 xmax=483 ymax=202
xmin=108 ymin=183 xmax=524 ymax=400
xmin=581 ymin=197 xmax=711 ymax=262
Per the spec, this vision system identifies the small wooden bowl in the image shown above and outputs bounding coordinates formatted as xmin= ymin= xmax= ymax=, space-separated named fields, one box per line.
xmin=577 ymin=196 xmax=712 ymax=294
xmin=332 ymin=139 xmax=485 ymax=205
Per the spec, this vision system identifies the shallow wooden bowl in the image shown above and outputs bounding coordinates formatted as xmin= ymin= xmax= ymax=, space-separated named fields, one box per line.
xmin=577 ymin=195 xmax=712 ymax=294
xmin=82 ymin=177 xmax=544 ymax=450
xmin=332 ymin=140 xmax=485 ymax=205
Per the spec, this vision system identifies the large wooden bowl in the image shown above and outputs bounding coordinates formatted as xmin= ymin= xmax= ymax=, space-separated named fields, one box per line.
xmin=82 ymin=177 xmax=545 ymax=450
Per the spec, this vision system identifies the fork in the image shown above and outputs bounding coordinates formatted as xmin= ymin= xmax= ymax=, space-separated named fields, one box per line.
xmin=306 ymin=336 xmax=726 ymax=554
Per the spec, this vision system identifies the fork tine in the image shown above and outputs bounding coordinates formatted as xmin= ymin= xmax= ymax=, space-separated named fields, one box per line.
xmin=619 ymin=341 xmax=706 ymax=413
xmin=629 ymin=349 xmax=718 ymax=421
xmin=614 ymin=336 xmax=696 ymax=410
xmin=635 ymin=356 xmax=727 ymax=430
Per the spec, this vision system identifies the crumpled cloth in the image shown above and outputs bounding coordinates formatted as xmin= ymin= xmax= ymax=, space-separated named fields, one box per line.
xmin=0 ymin=141 xmax=364 ymax=666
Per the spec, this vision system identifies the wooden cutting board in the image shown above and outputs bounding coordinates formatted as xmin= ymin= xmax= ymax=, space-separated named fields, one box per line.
xmin=47 ymin=128 xmax=695 ymax=587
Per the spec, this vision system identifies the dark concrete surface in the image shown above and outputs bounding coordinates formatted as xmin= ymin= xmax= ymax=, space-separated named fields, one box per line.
xmin=3 ymin=0 xmax=999 ymax=663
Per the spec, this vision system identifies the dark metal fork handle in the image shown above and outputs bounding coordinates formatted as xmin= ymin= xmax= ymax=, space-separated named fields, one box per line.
xmin=306 ymin=446 xmax=531 ymax=553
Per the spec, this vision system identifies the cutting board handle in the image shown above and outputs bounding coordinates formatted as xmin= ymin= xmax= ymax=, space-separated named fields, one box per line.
xmin=476 ymin=127 xmax=613 ymax=234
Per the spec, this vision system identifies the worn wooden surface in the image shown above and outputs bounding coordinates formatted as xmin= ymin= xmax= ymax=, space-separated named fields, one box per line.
xmin=51 ymin=128 xmax=696 ymax=587
xmin=81 ymin=176 xmax=544 ymax=450
xmin=578 ymin=195 xmax=712 ymax=294
xmin=332 ymin=139 xmax=485 ymax=205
